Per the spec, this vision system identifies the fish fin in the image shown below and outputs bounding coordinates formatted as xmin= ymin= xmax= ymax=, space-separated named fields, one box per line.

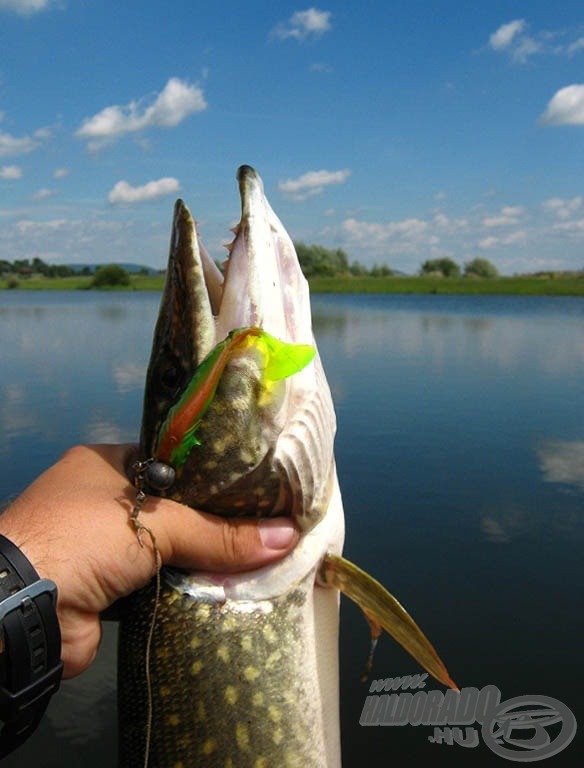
xmin=319 ymin=553 xmax=459 ymax=691
xmin=360 ymin=610 xmax=382 ymax=682
xmin=254 ymin=330 xmax=315 ymax=381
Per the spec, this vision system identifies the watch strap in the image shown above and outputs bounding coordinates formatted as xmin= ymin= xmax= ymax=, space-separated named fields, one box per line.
xmin=0 ymin=535 xmax=63 ymax=757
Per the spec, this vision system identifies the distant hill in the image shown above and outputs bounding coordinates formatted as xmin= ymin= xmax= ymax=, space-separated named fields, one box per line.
xmin=67 ymin=263 xmax=160 ymax=275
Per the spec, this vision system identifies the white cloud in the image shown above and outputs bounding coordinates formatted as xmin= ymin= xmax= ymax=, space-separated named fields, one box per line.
xmin=478 ymin=230 xmax=527 ymax=249
xmin=309 ymin=62 xmax=333 ymax=74
xmin=53 ymin=167 xmax=69 ymax=179
xmin=0 ymin=127 xmax=49 ymax=157
xmin=551 ymin=218 xmax=584 ymax=236
xmin=504 ymin=230 xmax=528 ymax=245
xmin=355 ymin=204 xmax=520 ymax=263
xmin=0 ymin=214 xmax=169 ymax=269
xmin=478 ymin=236 xmax=499 ymax=250
xmin=14 ymin=218 xmax=68 ymax=235
xmin=540 ymin=84 xmax=584 ymax=125
xmin=278 ymin=168 xmax=350 ymax=200
xmin=501 ymin=205 xmax=523 ymax=217
xmin=482 ymin=206 xmax=524 ymax=228
xmin=489 ymin=20 xmax=526 ymax=51
xmin=432 ymin=212 xmax=469 ymax=232
xmin=272 ymin=8 xmax=332 ymax=41
xmin=0 ymin=0 xmax=52 ymax=14
xmin=108 ymin=177 xmax=181 ymax=204
xmin=342 ymin=216 xmax=432 ymax=253
xmin=512 ymin=36 xmax=541 ymax=62
xmin=33 ymin=126 xmax=51 ymax=140
xmin=542 ymin=196 xmax=582 ymax=220
xmin=488 ymin=19 xmax=541 ymax=63
xmin=0 ymin=164 xmax=22 ymax=179
xmin=566 ymin=37 xmax=584 ymax=56
xmin=32 ymin=187 xmax=54 ymax=200
xmin=483 ymin=217 xmax=512 ymax=228
xmin=490 ymin=22 xmax=584 ymax=62
xmin=76 ymin=78 xmax=207 ymax=150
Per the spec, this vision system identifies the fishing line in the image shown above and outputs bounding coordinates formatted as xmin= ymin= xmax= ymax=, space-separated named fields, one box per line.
xmin=131 ymin=463 xmax=163 ymax=768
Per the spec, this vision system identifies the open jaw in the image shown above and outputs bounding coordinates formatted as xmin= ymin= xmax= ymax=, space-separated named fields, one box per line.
xmin=154 ymin=163 xmax=312 ymax=362
xmin=139 ymin=165 xmax=336 ymax=527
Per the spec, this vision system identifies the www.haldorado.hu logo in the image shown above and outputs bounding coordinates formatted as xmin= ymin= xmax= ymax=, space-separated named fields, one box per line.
xmin=360 ymin=674 xmax=577 ymax=762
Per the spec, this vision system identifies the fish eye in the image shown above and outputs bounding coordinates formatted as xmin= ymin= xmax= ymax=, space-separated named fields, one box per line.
xmin=157 ymin=362 xmax=182 ymax=392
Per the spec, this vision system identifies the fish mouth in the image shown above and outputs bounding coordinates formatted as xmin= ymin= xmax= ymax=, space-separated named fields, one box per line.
xmin=172 ymin=163 xmax=312 ymax=353
xmin=140 ymin=165 xmax=335 ymax=527
xmin=217 ymin=165 xmax=314 ymax=348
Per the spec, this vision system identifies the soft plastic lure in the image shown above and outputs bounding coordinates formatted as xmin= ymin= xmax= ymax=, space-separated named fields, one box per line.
xmin=154 ymin=327 xmax=315 ymax=468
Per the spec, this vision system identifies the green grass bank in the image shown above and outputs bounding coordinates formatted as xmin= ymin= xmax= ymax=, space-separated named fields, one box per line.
xmin=2 ymin=273 xmax=584 ymax=296
xmin=307 ymin=275 xmax=584 ymax=296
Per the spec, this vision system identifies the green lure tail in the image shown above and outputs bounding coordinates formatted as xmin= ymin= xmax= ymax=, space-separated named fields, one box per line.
xmin=154 ymin=327 xmax=315 ymax=468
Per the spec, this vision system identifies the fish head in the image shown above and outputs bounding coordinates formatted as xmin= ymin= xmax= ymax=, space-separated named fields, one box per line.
xmin=140 ymin=165 xmax=336 ymax=530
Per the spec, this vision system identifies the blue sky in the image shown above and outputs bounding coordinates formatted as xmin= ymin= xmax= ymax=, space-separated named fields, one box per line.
xmin=0 ymin=0 xmax=583 ymax=274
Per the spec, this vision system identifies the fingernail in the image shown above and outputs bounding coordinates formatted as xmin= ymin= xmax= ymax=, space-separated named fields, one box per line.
xmin=259 ymin=517 xmax=297 ymax=550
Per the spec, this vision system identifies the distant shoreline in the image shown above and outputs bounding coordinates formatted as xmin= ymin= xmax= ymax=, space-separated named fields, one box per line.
xmin=1 ymin=274 xmax=584 ymax=296
xmin=307 ymin=275 xmax=584 ymax=296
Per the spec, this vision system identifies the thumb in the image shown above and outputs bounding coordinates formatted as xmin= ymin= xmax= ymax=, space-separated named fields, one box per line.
xmin=149 ymin=500 xmax=300 ymax=573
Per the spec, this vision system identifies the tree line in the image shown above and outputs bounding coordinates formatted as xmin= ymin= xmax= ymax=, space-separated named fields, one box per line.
xmin=0 ymin=258 xmax=134 ymax=288
xmin=419 ymin=257 xmax=499 ymax=279
xmin=1 ymin=251 xmax=500 ymax=283
xmin=0 ymin=249 xmax=394 ymax=281
xmin=295 ymin=246 xmax=499 ymax=279
xmin=294 ymin=243 xmax=393 ymax=278
xmin=0 ymin=257 xmax=77 ymax=278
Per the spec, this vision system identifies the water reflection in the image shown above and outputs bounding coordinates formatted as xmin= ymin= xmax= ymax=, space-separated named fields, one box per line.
xmin=538 ymin=440 xmax=584 ymax=491
xmin=112 ymin=362 xmax=147 ymax=394
xmin=82 ymin=416 xmax=135 ymax=444
xmin=313 ymin=294 xmax=584 ymax=375
xmin=1 ymin=383 xmax=36 ymax=439
xmin=96 ymin=304 xmax=129 ymax=322
xmin=0 ymin=291 xmax=582 ymax=766
xmin=477 ymin=437 xmax=584 ymax=544
xmin=0 ymin=292 xmax=152 ymax=491
xmin=480 ymin=505 xmax=528 ymax=544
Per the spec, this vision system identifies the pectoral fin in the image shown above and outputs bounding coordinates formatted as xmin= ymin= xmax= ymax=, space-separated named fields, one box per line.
xmin=318 ymin=554 xmax=458 ymax=691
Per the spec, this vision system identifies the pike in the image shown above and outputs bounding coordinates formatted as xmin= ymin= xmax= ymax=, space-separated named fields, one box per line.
xmin=118 ymin=165 xmax=457 ymax=767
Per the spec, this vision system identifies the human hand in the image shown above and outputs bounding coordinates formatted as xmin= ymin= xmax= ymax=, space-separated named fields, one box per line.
xmin=0 ymin=444 xmax=299 ymax=679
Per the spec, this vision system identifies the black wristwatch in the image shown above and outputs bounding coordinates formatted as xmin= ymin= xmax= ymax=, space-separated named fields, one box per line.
xmin=0 ymin=535 xmax=63 ymax=757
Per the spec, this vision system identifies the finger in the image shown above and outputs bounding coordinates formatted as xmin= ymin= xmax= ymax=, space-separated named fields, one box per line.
xmin=59 ymin=611 xmax=102 ymax=679
xmin=144 ymin=498 xmax=299 ymax=573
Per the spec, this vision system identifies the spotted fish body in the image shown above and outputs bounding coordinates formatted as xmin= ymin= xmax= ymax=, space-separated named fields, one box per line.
xmin=119 ymin=479 xmax=345 ymax=768
xmin=120 ymin=584 xmax=325 ymax=766
xmin=118 ymin=166 xmax=456 ymax=768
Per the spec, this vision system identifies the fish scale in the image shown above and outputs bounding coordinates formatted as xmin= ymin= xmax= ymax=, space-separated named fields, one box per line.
xmin=119 ymin=574 xmax=329 ymax=768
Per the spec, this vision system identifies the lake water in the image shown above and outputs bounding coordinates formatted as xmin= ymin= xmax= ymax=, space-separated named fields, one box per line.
xmin=1 ymin=291 xmax=582 ymax=766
